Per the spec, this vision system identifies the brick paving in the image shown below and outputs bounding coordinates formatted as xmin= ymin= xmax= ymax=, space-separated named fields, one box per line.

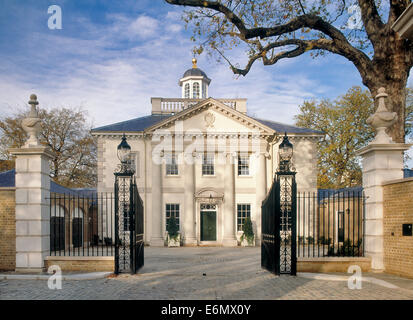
xmin=1 ymin=247 xmax=413 ymax=300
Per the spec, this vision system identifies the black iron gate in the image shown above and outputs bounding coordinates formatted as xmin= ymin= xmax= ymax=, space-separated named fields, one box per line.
xmin=261 ymin=172 xmax=297 ymax=275
xmin=261 ymin=133 xmax=297 ymax=276
xmin=114 ymin=174 xmax=144 ymax=274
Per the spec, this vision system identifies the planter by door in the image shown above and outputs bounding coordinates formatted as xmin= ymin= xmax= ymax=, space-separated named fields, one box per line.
xmin=201 ymin=210 xmax=216 ymax=241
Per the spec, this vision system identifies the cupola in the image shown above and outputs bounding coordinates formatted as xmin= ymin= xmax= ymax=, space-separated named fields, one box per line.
xmin=179 ymin=58 xmax=211 ymax=99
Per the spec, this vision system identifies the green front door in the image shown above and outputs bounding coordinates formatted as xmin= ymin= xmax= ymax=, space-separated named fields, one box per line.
xmin=201 ymin=211 xmax=216 ymax=241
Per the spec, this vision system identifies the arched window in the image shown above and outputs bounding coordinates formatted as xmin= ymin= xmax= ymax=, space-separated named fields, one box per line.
xmin=51 ymin=204 xmax=65 ymax=217
xmin=184 ymin=83 xmax=190 ymax=98
xmin=193 ymin=82 xmax=200 ymax=99
xmin=51 ymin=205 xmax=65 ymax=251
xmin=202 ymin=83 xmax=207 ymax=98
xmin=72 ymin=207 xmax=84 ymax=248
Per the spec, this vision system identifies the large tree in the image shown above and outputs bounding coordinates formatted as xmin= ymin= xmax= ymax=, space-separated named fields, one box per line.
xmin=295 ymin=86 xmax=413 ymax=188
xmin=0 ymin=107 xmax=97 ymax=188
xmin=166 ymin=0 xmax=413 ymax=143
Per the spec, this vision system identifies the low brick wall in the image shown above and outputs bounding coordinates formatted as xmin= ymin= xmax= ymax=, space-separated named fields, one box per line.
xmin=383 ymin=177 xmax=413 ymax=279
xmin=297 ymin=257 xmax=371 ymax=273
xmin=45 ymin=256 xmax=114 ymax=272
xmin=0 ymin=188 xmax=16 ymax=271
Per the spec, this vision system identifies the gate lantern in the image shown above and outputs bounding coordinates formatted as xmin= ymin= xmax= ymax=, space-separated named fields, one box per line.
xmin=114 ymin=134 xmax=144 ymax=274
xmin=261 ymin=133 xmax=297 ymax=275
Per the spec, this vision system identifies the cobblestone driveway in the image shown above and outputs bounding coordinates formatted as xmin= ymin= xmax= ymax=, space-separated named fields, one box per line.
xmin=1 ymin=247 xmax=413 ymax=300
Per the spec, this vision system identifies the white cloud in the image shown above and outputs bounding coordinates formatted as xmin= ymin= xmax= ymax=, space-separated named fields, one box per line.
xmin=168 ymin=24 xmax=182 ymax=33
xmin=0 ymin=9 xmax=380 ymax=132
xmin=128 ymin=15 xmax=159 ymax=39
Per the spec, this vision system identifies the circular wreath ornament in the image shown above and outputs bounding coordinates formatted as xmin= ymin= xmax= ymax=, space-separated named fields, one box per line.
xmin=204 ymin=112 xmax=215 ymax=128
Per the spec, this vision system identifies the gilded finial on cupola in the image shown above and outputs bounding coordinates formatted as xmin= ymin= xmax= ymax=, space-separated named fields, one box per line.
xmin=192 ymin=58 xmax=197 ymax=68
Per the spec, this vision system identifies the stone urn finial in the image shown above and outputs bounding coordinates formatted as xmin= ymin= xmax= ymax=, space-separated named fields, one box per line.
xmin=366 ymin=87 xmax=398 ymax=144
xmin=21 ymin=94 xmax=42 ymax=148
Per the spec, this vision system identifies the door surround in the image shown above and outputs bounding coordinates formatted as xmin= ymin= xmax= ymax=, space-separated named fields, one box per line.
xmin=194 ymin=188 xmax=224 ymax=245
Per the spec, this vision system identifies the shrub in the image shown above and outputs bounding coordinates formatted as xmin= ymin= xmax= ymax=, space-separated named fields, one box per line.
xmin=318 ymin=236 xmax=332 ymax=245
xmin=167 ymin=215 xmax=179 ymax=240
xmin=306 ymin=236 xmax=315 ymax=244
xmin=327 ymin=239 xmax=363 ymax=256
xmin=241 ymin=218 xmax=255 ymax=245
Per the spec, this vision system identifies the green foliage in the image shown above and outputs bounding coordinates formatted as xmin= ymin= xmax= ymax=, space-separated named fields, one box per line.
xmin=327 ymin=239 xmax=363 ymax=257
xmin=294 ymin=86 xmax=413 ymax=187
xmin=306 ymin=236 xmax=314 ymax=244
xmin=318 ymin=236 xmax=331 ymax=246
xmin=295 ymin=86 xmax=375 ymax=188
xmin=167 ymin=215 xmax=180 ymax=240
xmin=176 ymin=1 xmax=390 ymax=64
xmin=0 ymin=107 xmax=97 ymax=188
xmin=241 ymin=217 xmax=254 ymax=245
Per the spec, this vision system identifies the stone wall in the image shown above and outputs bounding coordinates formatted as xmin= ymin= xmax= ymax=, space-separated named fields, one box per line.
xmin=44 ymin=256 xmax=114 ymax=272
xmin=0 ymin=188 xmax=16 ymax=271
xmin=383 ymin=177 xmax=413 ymax=278
xmin=297 ymin=257 xmax=371 ymax=273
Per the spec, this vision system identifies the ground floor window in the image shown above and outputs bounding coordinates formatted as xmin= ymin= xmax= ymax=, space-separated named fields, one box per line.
xmin=237 ymin=204 xmax=251 ymax=231
xmin=166 ymin=203 xmax=180 ymax=230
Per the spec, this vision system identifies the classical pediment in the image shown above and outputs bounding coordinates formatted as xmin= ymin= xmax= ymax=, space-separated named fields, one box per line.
xmin=194 ymin=188 xmax=224 ymax=203
xmin=144 ymin=98 xmax=274 ymax=136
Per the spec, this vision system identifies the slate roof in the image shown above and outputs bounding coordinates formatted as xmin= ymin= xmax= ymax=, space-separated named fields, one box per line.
xmin=318 ymin=186 xmax=363 ymax=202
xmin=92 ymin=114 xmax=172 ymax=132
xmin=250 ymin=117 xmax=323 ymax=135
xmin=0 ymin=169 xmax=96 ymax=195
xmin=0 ymin=169 xmax=14 ymax=187
xmin=403 ymin=168 xmax=413 ymax=178
xmin=183 ymin=67 xmax=209 ymax=79
xmin=92 ymin=114 xmax=323 ymax=135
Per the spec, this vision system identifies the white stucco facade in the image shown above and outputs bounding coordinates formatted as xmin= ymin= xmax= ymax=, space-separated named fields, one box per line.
xmin=92 ymin=64 xmax=321 ymax=247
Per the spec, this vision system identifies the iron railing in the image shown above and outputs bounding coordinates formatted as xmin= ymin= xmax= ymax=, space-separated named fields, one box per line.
xmin=297 ymin=189 xmax=365 ymax=257
xmin=49 ymin=192 xmax=115 ymax=256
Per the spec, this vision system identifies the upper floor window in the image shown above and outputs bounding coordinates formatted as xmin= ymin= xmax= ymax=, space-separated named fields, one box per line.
xmin=184 ymin=83 xmax=190 ymax=98
xmin=238 ymin=155 xmax=250 ymax=176
xmin=165 ymin=154 xmax=179 ymax=175
xmin=193 ymin=82 xmax=200 ymax=99
xmin=202 ymin=154 xmax=215 ymax=175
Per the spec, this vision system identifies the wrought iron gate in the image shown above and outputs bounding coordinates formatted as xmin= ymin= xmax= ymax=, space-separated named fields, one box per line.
xmin=114 ymin=174 xmax=144 ymax=274
xmin=261 ymin=171 xmax=297 ymax=275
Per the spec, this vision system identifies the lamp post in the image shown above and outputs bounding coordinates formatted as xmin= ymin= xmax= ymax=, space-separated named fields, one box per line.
xmin=276 ymin=132 xmax=297 ymax=275
xmin=114 ymin=134 xmax=135 ymax=274
xmin=278 ymin=132 xmax=294 ymax=173
xmin=116 ymin=133 xmax=133 ymax=175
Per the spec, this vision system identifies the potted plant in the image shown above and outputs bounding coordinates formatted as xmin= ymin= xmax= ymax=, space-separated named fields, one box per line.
xmin=240 ymin=218 xmax=255 ymax=246
xmin=167 ymin=215 xmax=180 ymax=247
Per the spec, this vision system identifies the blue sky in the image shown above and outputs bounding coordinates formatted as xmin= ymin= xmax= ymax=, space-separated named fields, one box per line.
xmin=0 ymin=0 xmax=411 ymax=163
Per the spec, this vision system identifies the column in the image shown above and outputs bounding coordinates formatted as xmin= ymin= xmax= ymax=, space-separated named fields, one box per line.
xmin=10 ymin=147 xmax=53 ymax=272
xmin=255 ymin=152 xmax=267 ymax=246
xmin=183 ymin=154 xmax=197 ymax=245
xmin=150 ymin=153 xmax=164 ymax=246
xmin=357 ymin=144 xmax=410 ymax=271
xmin=223 ymin=153 xmax=237 ymax=246
xmin=356 ymin=87 xmax=412 ymax=272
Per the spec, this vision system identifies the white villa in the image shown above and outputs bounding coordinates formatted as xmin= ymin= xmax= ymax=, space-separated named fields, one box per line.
xmin=91 ymin=59 xmax=322 ymax=247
